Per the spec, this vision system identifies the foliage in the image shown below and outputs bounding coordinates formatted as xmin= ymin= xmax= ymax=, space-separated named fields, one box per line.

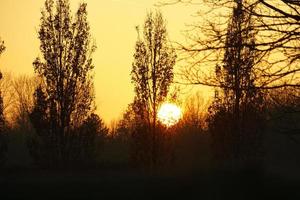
xmin=0 ymin=39 xmax=5 ymax=56
xmin=0 ymin=38 xmax=7 ymax=166
xmin=267 ymin=88 xmax=300 ymax=141
xmin=0 ymin=95 xmax=6 ymax=166
xmin=207 ymin=2 xmax=266 ymax=169
xmin=29 ymin=0 xmax=99 ymax=168
xmin=130 ymin=11 xmax=176 ymax=168
xmin=28 ymin=86 xmax=52 ymax=167
xmin=75 ymin=113 xmax=109 ymax=165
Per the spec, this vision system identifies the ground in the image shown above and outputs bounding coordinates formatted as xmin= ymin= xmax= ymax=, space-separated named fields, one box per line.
xmin=1 ymin=168 xmax=300 ymax=199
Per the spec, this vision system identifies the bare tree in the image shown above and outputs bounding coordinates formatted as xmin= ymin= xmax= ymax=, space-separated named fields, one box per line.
xmin=244 ymin=0 xmax=300 ymax=88
xmin=160 ymin=0 xmax=300 ymax=89
xmin=131 ymin=11 xmax=176 ymax=167
xmin=0 ymin=72 xmax=16 ymax=125
xmin=158 ymin=0 xmax=300 ymax=169
xmin=0 ymin=72 xmax=40 ymax=130
xmin=160 ymin=0 xmax=268 ymax=168
xmin=12 ymin=75 xmax=40 ymax=129
xmin=181 ymin=92 xmax=207 ymax=129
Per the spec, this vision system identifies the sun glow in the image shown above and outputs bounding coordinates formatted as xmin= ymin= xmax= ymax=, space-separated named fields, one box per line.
xmin=157 ymin=103 xmax=182 ymax=127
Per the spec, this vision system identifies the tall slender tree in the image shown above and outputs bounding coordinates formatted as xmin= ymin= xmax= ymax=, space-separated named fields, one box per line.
xmin=30 ymin=0 xmax=98 ymax=167
xmin=208 ymin=0 xmax=265 ymax=169
xmin=0 ymin=38 xmax=6 ymax=166
xmin=131 ymin=11 xmax=176 ymax=167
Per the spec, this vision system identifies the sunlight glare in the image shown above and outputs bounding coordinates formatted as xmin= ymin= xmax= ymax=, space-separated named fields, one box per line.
xmin=157 ymin=103 xmax=182 ymax=127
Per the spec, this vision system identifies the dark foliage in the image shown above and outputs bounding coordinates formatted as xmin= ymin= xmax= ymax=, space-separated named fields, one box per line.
xmin=130 ymin=11 xmax=176 ymax=168
xmin=0 ymin=38 xmax=7 ymax=166
xmin=28 ymin=0 xmax=103 ymax=168
xmin=207 ymin=2 xmax=266 ymax=169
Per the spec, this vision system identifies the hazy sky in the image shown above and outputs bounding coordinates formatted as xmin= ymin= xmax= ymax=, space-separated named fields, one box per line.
xmin=0 ymin=0 xmax=200 ymax=123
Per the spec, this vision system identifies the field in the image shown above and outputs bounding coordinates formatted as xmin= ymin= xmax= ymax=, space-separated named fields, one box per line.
xmin=1 ymin=167 xmax=300 ymax=199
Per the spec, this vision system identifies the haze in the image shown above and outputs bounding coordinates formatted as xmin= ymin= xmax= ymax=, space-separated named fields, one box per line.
xmin=0 ymin=0 xmax=198 ymax=123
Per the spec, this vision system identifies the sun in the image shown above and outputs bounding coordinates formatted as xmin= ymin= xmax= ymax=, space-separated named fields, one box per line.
xmin=157 ymin=103 xmax=182 ymax=127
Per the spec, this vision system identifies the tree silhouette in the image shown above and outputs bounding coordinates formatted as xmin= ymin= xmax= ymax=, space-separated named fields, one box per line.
xmin=29 ymin=0 xmax=98 ymax=167
xmin=75 ymin=113 xmax=108 ymax=165
xmin=160 ymin=0 xmax=300 ymax=169
xmin=267 ymin=88 xmax=300 ymax=142
xmin=207 ymin=1 xmax=265 ymax=169
xmin=0 ymin=38 xmax=6 ymax=166
xmin=253 ymin=0 xmax=300 ymax=68
xmin=11 ymin=75 xmax=39 ymax=130
xmin=160 ymin=0 xmax=300 ymax=89
xmin=115 ymin=104 xmax=136 ymax=141
xmin=0 ymin=72 xmax=37 ymax=127
xmin=0 ymin=39 xmax=4 ymax=56
xmin=28 ymin=86 xmax=52 ymax=167
xmin=131 ymin=11 xmax=176 ymax=168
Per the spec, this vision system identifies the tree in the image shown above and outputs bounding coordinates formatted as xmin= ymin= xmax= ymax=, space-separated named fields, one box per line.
xmin=0 ymin=72 xmax=16 ymax=125
xmin=30 ymin=0 xmax=98 ymax=167
xmin=76 ymin=113 xmax=108 ymax=165
xmin=28 ymin=86 xmax=52 ymax=167
xmin=181 ymin=92 xmax=206 ymax=130
xmin=160 ymin=0 xmax=300 ymax=89
xmin=250 ymin=1 xmax=300 ymax=141
xmin=206 ymin=1 xmax=265 ymax=169
xmin=12 ymin=75 xmax=39 ymax=129
xmin=131 ymin=11 xmax=176 ymax=167
xmin=114 ymin=104 xmax=136 ymax=142
xmin=0 ymin=39 xmax=4 ymax=56
xmin=0 ymin=38 xmax=6 ymax=166
xmin=159 ymin=0 xmax=300 ymax=169
xmin=266 ymin=87 xmax=300 ymax=143
xmin=173 ymin=92 xmax=209 ymax=171
xmin=253 ymin=0 xmax=300 ymax=66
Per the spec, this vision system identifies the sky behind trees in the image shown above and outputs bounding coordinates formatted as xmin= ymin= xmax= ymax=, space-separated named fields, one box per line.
xmin=0 ymin=0 xmax=199 ymax=123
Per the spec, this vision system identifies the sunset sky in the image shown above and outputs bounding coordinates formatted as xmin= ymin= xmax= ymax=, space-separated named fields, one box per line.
xmin=0 ymin=0 xmax=201 ymax=123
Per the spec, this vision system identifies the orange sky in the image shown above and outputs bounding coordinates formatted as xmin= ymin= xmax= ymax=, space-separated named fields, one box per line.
xmin=0 ymin=0 xmax=201 ymax=123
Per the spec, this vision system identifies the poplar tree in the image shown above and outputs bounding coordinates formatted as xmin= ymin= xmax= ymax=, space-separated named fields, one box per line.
xmin=208 ymin=1 xmax=265 ymax=168
xmin=131 ymin=11 xmax=176 ymax=167
xmin=29 ymin=0 xmax=100 ymax=167
xmin=0 ymin=38 xmax=6 ymax=166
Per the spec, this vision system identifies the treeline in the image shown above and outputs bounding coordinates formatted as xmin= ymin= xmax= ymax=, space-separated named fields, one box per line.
xmin=0 ymin=0 xmax=299 ymax=172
